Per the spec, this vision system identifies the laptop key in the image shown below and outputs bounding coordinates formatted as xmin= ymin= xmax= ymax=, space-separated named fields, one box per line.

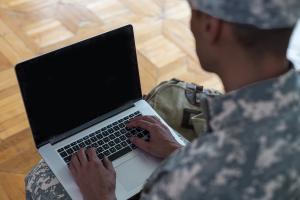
xmin=90 ymin=132 xmax=96 ymax=137
xmin=103 ymin=150 xmax=110 ymax=156
xmin=91 ymin=137 xmax=97 ymax=142
xmin=84 ymin=139 xmax=91 ymax=145
xmin=125 ymin=132 xmax=132 ymax=138
xmin=103 ymin=131 xmax=109 ymax=136
xmin=103 ymin=137 xmax=110 ymax=143
xmin=130 ymin=129 xmax=138 ymax=135
xmin=64 ymin=155 xmax=72 ymax=163
xmin=115 ymin=144 xmax=122 ymax=150
xmin=108 ymin=146 xmax=132 ymax=161
xmin=66 ymin=148 xmax=73 ymax=154
xmin=97 ymin=140 xmax=104 ymax=146
xmin=91 ymin=143 xmax=98 ymax=148
xmin=77 ymin=139 xmax=83 ymax=143
xmin=120 ymin=129 xmax=126 ymax=134
xmin=130 ymin=144 xmax=137 ymax=150
xmin=136 ymin=128 xmax=143 ymax=132
xmin=114 ymin=138 xmax=121 ymax=144
xmin=59 ymin=151 xmax=67 ymax=157
xmin=97 ymin=146 xmax=103 ymax=153
xmin=98 ymin=153 xmax=104 ymax=160
xmin=103 ymin=144 xmax=109 ymax=150
xmin=109 ymin=147 xmax=116 ymax=154
xmin=64 ymin=145 xmax=70 ymax=150
xmin=108 ymin=129 xmax=114 ymax=134
xmin=109 ymin=135 xmax=116 ymax=140
xmin=58 ymin=148 xmax=64 ymax=153
xmin=83 ymin=136 xmax=89 ymax=140
xmin=137 ymin=133 xmax=143 ymax=138
xmin=108 ymin=141 xmax=115 ymax=146
xmin=96 ymin=134 xmax=103 ymax=140
xmin=78 ymin=142 xmax=85 ymax=148
xmin=120 ymin=135 xmax=126 ymax=141
xmin=121 ymin=141 xmax=127 ymax=147
xmin=73 ymin=145 xmax=80 ymax=151
xmin=114 ymin=131 xmax=121 ymax=137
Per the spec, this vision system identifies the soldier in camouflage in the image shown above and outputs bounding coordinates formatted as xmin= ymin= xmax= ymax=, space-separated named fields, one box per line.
xmin=26 ymin=0 xmax=300 ymax=199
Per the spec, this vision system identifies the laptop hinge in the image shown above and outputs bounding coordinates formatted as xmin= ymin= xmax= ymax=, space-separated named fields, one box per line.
xmin=48 ymin=99 xmax=140 ymax=146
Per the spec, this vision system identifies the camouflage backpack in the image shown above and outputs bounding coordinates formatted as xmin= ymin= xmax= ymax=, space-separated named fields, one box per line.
xmin=145 ymin=79 xmax=222 ymax=142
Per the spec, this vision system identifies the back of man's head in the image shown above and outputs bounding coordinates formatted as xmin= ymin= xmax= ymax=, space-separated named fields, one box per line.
xmin=189 ymin=0 xmax=300 ymax=56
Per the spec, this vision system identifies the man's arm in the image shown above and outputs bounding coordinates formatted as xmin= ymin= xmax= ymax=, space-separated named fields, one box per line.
xmin=127 ymin=115 xmax=183 ymax=159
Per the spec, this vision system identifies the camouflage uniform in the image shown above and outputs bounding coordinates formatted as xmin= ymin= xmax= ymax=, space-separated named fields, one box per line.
xmin=26 ymin=160 xmax=71 ymax=200
xmin=140 ymin=67 xmax=300 ymax=200
xmin=26 ymin=0 xmax=300 ymax=199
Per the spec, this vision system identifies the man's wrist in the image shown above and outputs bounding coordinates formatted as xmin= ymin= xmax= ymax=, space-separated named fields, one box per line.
xmin=101 ymin=194 xmax=116 ymax=200
xmin=168 ymin=142 xmax=183 ymax=156
xmin=172 ymin=142 xmax=183 ymax=151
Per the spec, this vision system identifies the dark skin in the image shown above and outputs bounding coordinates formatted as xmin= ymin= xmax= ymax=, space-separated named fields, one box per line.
xmin=69 ymin=149 xmax=117 ymax=200
xmin=189 ymin=10 xmax=290 ymax=92
xmin=70 ymin=7 xmax=291 ymax=200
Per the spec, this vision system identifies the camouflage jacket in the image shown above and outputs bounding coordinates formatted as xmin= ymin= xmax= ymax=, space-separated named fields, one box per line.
xmin=140 ymin=68 xmax=300 ymax=200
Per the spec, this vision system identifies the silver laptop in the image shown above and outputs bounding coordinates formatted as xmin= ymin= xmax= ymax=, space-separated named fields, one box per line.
xmin=15 ymin=25 xmax=186 ymax=200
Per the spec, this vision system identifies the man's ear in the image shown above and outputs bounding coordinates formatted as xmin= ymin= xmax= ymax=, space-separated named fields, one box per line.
xmin=203 ymin=14 xmax=223 ymax=44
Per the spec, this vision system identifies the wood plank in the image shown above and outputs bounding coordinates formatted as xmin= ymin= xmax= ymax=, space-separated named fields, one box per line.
xmin=0 ymin=19 xmax=34 ymax=61
xmin=0 ymin=172 xmax=26 ymax=200
xmin=0 ymin=112 xmax=29 ymax=140
xmin=0 ymin=68 xmax=17 ymax=92
xmin=0 ymin=183 xmax=10 ymax=200
xmin=0 ymin=129 xmax=40 ymax=174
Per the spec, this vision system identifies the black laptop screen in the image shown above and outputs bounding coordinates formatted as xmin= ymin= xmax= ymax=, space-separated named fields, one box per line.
xmin=16 ymin=25 xmax=142 ymax=147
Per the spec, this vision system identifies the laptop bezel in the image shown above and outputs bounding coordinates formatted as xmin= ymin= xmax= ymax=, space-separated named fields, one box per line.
xmin=15 ymin=25 xmax=142 ymax=148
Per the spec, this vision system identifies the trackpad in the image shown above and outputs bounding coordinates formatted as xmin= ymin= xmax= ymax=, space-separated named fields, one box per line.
xmin=115 ymin=156 xmax=154 ymax=191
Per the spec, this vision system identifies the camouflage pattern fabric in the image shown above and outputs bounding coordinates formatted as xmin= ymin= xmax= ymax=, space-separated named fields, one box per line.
xmin=140 ymin=68 xmax=300 ymax=200
xmin=25 ymin=160 xmax=71 ymax=200
xmin=188 ymin=0 xmax=300 ymax=29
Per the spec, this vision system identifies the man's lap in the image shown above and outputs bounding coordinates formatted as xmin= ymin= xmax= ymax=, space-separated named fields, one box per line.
xmin=25 ymin=160 xmax=71 ymax=200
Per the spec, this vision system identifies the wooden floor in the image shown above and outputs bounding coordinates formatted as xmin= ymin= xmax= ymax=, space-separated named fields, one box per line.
xmin=0 ymin=0 xmax=222 ymax=199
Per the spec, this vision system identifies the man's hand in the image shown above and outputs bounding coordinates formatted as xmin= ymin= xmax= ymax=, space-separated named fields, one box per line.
xmin=127 ymin=115 xmax=182 ymax=159
xmin=69 ymin=148 xmax=116 ymax=200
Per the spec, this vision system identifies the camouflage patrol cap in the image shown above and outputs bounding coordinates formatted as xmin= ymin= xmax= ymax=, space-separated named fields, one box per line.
xmin=188 ymin=0 xmax=300 ymax=29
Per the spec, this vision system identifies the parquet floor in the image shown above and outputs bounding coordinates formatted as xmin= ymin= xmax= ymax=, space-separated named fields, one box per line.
xmin=0 ymin=0 xmax=222 ymax=199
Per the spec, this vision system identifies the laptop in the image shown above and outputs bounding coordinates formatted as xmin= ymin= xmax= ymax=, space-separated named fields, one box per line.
xmin=15 ymin=25 xmax=186 ymax=200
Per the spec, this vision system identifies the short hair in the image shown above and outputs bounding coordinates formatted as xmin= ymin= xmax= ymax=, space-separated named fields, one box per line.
xmin=232 ymin=24 xmax=294 ymax=56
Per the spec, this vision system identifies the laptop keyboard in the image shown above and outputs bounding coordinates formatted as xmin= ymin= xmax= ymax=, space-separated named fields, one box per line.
xmin=57 ymin=111 xmax=149 ymax=165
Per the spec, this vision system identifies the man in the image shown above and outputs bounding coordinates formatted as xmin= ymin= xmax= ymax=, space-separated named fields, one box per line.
xmin=26 ymin=0 xmax=300 ymax=199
